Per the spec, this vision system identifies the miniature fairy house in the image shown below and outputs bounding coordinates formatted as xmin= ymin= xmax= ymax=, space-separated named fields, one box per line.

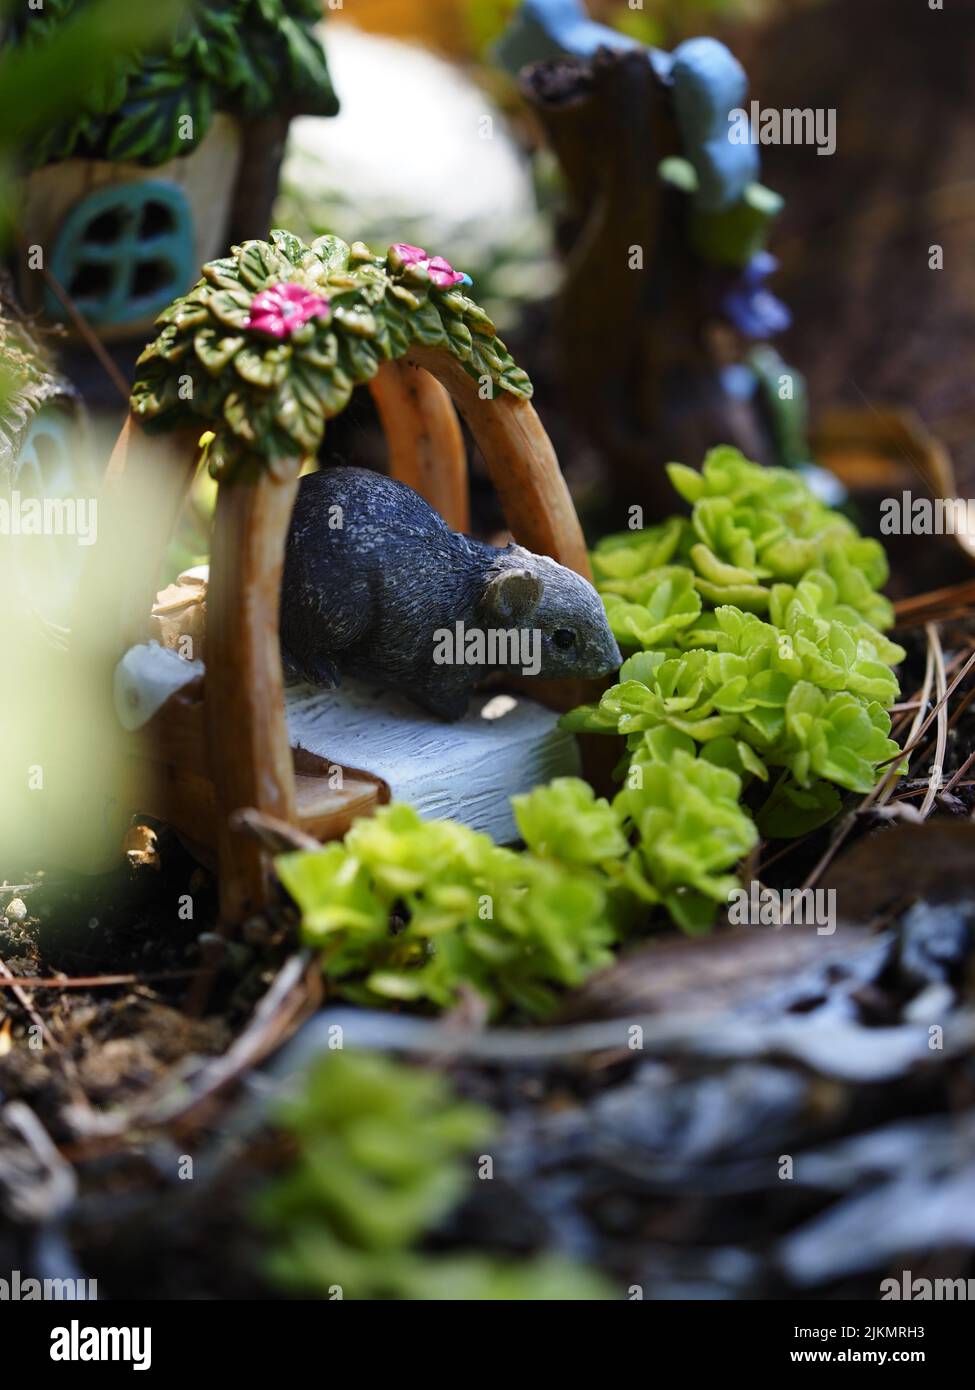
xmin=4 ymin=1 xmax=337 ymax=398
xmin=54 ymin=231 xmax=597 ymax=923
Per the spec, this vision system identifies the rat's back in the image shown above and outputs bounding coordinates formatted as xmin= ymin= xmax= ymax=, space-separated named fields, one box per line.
xmin=279 ymin=466 xmax=477 ymax=689
xmin=287 ymin=466 xmax=453 ymax=563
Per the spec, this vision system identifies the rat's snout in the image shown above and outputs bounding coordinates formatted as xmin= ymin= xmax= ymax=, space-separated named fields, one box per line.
xmin=577 ymin=615 xmax=622 ymax=679
xmin=594 ymin=634 xmax=623 ymax=677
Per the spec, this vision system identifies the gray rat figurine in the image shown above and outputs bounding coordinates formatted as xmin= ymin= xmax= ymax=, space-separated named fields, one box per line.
xmin=279 ymin=466 xmax=621 ymax=720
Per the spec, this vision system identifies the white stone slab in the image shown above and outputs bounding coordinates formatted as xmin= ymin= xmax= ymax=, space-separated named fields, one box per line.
xmin=115 ymin=641 xmax=580 ymax=844
xmin=286 ymin=678 xmax=580 ymax=844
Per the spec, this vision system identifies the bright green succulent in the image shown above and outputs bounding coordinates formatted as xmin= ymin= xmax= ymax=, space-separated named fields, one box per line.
xmin=568 ymin=445 xmax=903 ymax=907
xmin=256 ymin=1050 xmax=612 ymax=1300
xmin=591 ymin=515 xmax=688 ymax=584
xmin=771 ymin=558 xmax=894 ymax=640
xmin=613 ymin=728 xmax=759 ymax=933
xmin=276 ymin=802 xmax=616 ymax=1019
xmin=512 ymin=777 xmax=628 ymax=866
xmin=666 ymin=447 xmax=894 ymax=624
xmin=600 ymin=567 xmax=702 ymax=650
xmin=591 ymin=450 xmax=896 ymax=644
xmin=684 ymin=604 xmax=903 ymax=714
xmin=582 ymin=449 xmax=900 ymax=711
xmin=780 ymin=683 xmax=900 ymax=793
xmin=574 ymin=619 xmax=900 ymax=798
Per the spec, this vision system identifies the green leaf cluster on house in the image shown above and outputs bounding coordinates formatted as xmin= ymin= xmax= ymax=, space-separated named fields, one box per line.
xmin=131 ymin=230 xmax=532 ymax=480
xmin=6 ymin=0 xmax=338 ymax=168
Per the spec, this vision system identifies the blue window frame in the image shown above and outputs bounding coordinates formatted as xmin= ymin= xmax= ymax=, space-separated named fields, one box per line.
xmin=46 ymin=180 xmax=194 ymax=327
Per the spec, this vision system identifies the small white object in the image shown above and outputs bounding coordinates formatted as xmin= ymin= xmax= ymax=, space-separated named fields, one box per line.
xmin=4 ymin=897 xmax=27 ymax=923
xmin=176 ymin=564 xmax=209 ymax=587
xmin=480 ymin=694 xmax=518 ymax=721
xmin=114 ymin=642 xmax=203 ymax=732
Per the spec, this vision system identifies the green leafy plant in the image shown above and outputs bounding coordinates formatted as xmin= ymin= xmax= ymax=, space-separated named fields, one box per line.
xmin=614 ymin=725 xmax=760 ymax=933
xmin=7 ymin=0 xmax=338 ymax=168
xmin=131 ymin=230 xmax=531 ymax=481
xmin=664 ymin=446 xmax=894 ymax=627
xmin=569 ymin=447 xmax=904 ymax=871
xmin=255 ymin=1050 xmax=611 ymax=1300
xmin=276 ymin=800 xmax=617 ymax=1019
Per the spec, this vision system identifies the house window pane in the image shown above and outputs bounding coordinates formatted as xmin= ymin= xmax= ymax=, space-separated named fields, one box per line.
xmin=47 ymin=181 xmax=194 ymax=327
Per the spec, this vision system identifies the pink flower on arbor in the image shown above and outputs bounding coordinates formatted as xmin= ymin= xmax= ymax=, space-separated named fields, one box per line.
xmin=246 ymin=283 xmax=330 ymax=339
xmin=389 ymin=243 xmax=428 ymax=267
xmin=389 ymin=242 xmax=469 ymax=289
xmin=424 ymin=255 xmax=466 ymax=288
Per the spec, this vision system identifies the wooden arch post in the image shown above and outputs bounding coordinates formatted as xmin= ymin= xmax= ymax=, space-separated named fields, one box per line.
xmin=368 ymin=359 xmax=470 ymax=532
xmin=205 ymin=458 xmax=300 ymax=923
xmin=399 ymin=346 xmax=592 ymax=580
xmin=367 ymin=353 xmax=593 ymax=580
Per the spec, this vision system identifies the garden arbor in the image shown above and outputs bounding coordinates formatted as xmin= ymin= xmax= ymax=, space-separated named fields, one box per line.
xmin=60 ymin=233 xmax=593 ymax=921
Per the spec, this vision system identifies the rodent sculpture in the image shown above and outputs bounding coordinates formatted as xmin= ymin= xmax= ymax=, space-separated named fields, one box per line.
xmin=279 ymin=467 xmax=621 ymax=720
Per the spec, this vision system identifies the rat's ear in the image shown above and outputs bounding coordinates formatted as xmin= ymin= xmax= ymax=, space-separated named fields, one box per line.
xmin=483 ymin=568 xmax=544 ymax=623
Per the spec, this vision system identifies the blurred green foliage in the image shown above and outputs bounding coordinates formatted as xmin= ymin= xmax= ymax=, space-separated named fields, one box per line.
xmin=0 ymin=0 xmax=187 ymax=412
xmin=3 ymin=0 xmax=336 ymax=169
xmin=0 ymin=0 xmax=186 ymax=241
xmin=256 ymin=1050 xmax=612 ymax=1299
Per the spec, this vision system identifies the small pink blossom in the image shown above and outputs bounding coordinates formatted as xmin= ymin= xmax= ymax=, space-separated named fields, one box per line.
xmin=389 ymin=242 xmax=468 ymax=289
xmin=424 ymin=255 xmax=465 ymax=288
xmin=246 ymin=282 xmax=330 ymax=339
xmin=390 ymin=243 xmax=428 ymax=266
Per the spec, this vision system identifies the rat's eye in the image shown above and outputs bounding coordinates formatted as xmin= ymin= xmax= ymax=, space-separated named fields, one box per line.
xmin=553 ymin=627 xmax=577 ymax=650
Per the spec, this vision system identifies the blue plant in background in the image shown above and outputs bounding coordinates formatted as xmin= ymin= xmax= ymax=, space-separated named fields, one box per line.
xmin=496 ymin=0 xmax=646 ymax=72
xmin=721 ymin=251 xmax=792 ymax=340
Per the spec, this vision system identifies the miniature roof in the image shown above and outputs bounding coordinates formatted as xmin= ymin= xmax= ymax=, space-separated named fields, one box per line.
xmin=0 ymin=276 xmax=80 ymax=482
xmin=7 ymin=0 xmax=339 ymax=170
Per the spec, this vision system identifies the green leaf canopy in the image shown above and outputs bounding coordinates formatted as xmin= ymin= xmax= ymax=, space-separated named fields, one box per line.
xmin=131 ymin=230 xmax=533 ymax=480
